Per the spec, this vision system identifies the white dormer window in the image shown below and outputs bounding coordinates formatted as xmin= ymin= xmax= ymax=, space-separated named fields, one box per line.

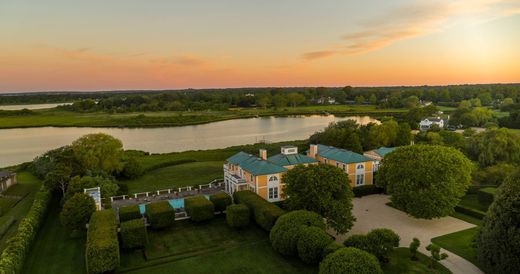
xmin=357 ymin=164 xmax=364 ymax=169
xmin=269 ymin=175 xmax=278 ymax=182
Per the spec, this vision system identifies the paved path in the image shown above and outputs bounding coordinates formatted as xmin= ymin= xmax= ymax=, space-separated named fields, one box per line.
xmin=330 ymin=195 xmax=483 ymax=274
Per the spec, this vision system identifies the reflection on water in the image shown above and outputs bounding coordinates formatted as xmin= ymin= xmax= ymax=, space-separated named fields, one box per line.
xmin=0 ymin=115 xmax=379 ymax=167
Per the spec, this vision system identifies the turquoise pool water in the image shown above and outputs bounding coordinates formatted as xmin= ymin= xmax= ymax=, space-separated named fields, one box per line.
xmin=138 ymin=195 xmax=210 ymax=214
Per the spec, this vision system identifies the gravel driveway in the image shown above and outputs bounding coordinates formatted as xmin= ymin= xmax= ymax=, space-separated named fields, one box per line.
xmin=330 ymin=195 xmax=483 ymax=274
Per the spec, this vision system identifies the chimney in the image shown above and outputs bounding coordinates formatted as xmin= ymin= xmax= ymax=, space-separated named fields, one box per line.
xmin=259 ymin=149 xmax=267 ymax=160
xmin=309 ymin=144 xmax=318 ymax=159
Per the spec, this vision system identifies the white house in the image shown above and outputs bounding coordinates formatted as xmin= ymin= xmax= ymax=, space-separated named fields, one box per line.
xmin=420 ymin=117 xmax=445 ymax=131
xmin=0 ymin=171 xmax=16 ymax=193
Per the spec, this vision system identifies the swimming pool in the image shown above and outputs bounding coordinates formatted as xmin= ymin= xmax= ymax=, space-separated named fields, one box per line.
xmin=138 ymin=195 xmax=210 ymax=214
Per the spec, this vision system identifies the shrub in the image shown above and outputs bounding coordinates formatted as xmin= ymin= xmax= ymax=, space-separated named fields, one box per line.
xmin=477 ymin=187 xmax=496 ymax=208
xmin=270 ymin=210 xmax=325 ymax=256
xmin=145 ymin=201 xmax=175 ymax=229
xmin=120 ymin=219 xmax=147 ymax=249
xmin=343 ymin=234 xmax=370 ymax=250
xmin=409 ymin=238 xmax=420 ymax=260
xmin=85 ymin=209 xmax=120 ymax=274
xmin=0 ymin=190 xmax=51 ymax=273
xmin=233 ymin=190 xmax=284 ymax=231
xmin=319 ymin=247 xmax=383 ymax=274
xmin=60 ymin=193 xmax=96 ymax=231
xmin=352 ymin=185 xmax=383 ymax=197
xmin=119 ymin=205 xmax=142 ymax=222
xmin=209 ymin=192 xmax=232 ymax=212
xmin=343 ymin=228 xmax=400 ymax=263
xmin=322 ymin=242 xmax=344 ymax=258
xmin=297 ymin=226 xmax=333 ymax=264
xmin=185 ymin=196 xmax=214 ymax=222
xmin=226 ymin=204 xmax=250 ymax=228
xmin=121 ymin=157 xmax=144 ymax=179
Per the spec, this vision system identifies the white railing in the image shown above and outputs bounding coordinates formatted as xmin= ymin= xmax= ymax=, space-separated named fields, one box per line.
xmin=107 ymin=178 xmax=224 ymax=202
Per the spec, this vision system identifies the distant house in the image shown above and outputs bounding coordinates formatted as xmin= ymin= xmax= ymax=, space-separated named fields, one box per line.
xmin=224 ymin=146 xmax=317 ymax=202
xmin=307 ymin=144 xmax=375 ymax=187
xmin=364 ymin=147 xmax=397 ymax=171
xmin=419 ymin=117 xmax=445 ymax=131
xmin=0 ymin=170 xmax=17 ymax=193
xmin=316 ymin=97 xmax=336 ymax=104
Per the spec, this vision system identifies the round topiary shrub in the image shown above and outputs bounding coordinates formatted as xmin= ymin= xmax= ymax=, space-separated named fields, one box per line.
xmin=343 ymin=234 xmax=370 ymax=250
xmin=322 ymin=242 xmax=344 ymax=259
xmin=297 ymin=226 xmax=333 ymax=264
xmin=60 ymin=192 xmax=96 ymax=231
xmin=226 ymin=204 xmax=250 ymax=228
xmin=319 ymin=247 xmax=383 ymax=274
xmin=270 ymin=210 xmax=325 ymax=256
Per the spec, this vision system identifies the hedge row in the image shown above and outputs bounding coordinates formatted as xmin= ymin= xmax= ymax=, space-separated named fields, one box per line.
xmin=119 ymin=205 xmax=142 ymax=222
xmin=0 ymin=189 xmax=51 ymax=273
xmin=209 ymin=192 xmax=232 ymax=212
xmin=226 ymin=204 xmax=250 ymax=228
xmin=86 ymin=209 xmax=120 ymax=274
xmin=233 ymin=191 xmax=284 ymax=231
xmin=145 ymin=201 xmax=175 ymax=229
xmin=120 ymin=219 xmax=148 ymax=249
xmin=454 ymin=205 xmax=486 ymax=220
xmin=185 ymin=196 xmax=214 ymax=222
xmin=352 ymin=185 xmax=384 ymax=198
xmin=477 ymin=187 xmax=496 ymax=208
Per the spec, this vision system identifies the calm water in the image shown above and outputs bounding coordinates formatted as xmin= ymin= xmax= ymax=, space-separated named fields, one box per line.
xmin=0 ymin=103 xmax=71 ymax=110
xmin=0 ymin=115 xmax=379 ymax=167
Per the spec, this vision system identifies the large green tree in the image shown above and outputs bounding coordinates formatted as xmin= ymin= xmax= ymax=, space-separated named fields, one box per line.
xmin=377 ymin=145 xmax=473 ymax=219
xmin=467 ymin=128 xmax=520 ymax=167
xmin=71 ymin=133 xmax=124 ymax=173
xmin=67 ymin=175 xmax=119 ymax=199
xmin=282 ymin=164 xmax=355 ymax=234
xmin=60 ymin=193 xmax=96 ymax=231
xmin=476 ymin=169 xmax=520 ymax=274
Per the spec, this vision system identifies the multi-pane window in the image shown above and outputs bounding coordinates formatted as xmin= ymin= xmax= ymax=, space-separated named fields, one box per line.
xmin=268 ymin=187 xmax=279 ymax=199
xmin=356 ymin=174 xmax=365 ymax=186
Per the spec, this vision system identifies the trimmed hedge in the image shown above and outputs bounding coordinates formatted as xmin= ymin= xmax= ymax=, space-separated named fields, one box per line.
xmin=119 ymin=205 xmax=142 ymax=222
xmin=0 ymin=190 xmax=51 ymax=273
xmin=226 ymin=204 xmax=250 ymax=228
xmin=477 ymin=187 xmax=496 ymax=208
xmin=352 ymin=185 xmax=383 ymax=198
xmin=145 ymin=201 xmax=175 ymax=229
xmin=270 ymin=210 xmax=325 ymax=256
xmin=344 ymin=228 xmax=400 ymax=262
xmin=185 ymin=196 xmax=214 ymax=222
xmin=233 ymin=190 xmax=284 ymax=231
xmin=319 ymin=247 xmax=383 ymax=274
xmin=120 ymin=219 xmax=147 ymax=249
xmin=86 ymin=209 xmax=120 ymax=274
xmin=209 ymin=192 xmax=232 ymax=212
xmin=455 ymin=205 xmax=486 ymax=220
xmin=297 ymin=226 xmax=334 ymax=264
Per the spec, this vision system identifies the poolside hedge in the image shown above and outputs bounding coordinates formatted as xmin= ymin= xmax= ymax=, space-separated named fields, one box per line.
xmin=226 ymin=204 xmax=250 ymax=228
xmin=120 ymin=219 xmax=148 ymax=249
xmin=119 ymin=204 xmax=142 ymax=222
xmin=233 ymin=190 xmax=284 ymax=231
xmin=185 ymin=196 xmax=214 ymax=222
xmin=145 ymin=201 xmax=175 ymax=229
xmin=0 ymin=189 xmax=51 ymax=274
xmin=209 ymin=192 xmax=232 ymax=212
xmin=85 ymin=209 xmax=120 ymax=274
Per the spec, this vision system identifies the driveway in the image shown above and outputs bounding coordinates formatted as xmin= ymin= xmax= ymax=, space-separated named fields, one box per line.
xmin=330 ymin=195 xmax=483 ymax=274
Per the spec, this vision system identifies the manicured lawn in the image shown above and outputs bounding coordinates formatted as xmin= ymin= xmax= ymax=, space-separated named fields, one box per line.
xmin=23 ymin=198 xmax=86 ymax=274
xmin=122 ymin=161 xmax=224 ymax=193
xmin=458 ymin=194 xmax=489 ymax=212
xmin=0 ymin=171 xmax=42 ymax=249
xmin=383 ymin=247 xmax=451 ymax=274
xmin=121 ymin=216 xmax=316 ymax=274
xmin=431 ymin=227 xmax=481 ymax=269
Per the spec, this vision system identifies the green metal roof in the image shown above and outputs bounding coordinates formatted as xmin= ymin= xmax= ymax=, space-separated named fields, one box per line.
xmin=373 ymin=147 xmax=397 ymax=158
xmin=226 ymin=152 xmax=288 ymax=176
xmin=267 ymin=153 xmax=318 ymax=167
xmin=316 ymin=144 xmax=372 ymax=164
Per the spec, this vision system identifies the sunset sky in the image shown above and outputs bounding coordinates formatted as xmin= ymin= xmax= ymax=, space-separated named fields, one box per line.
xmin=1 ymin=0 xmax=519 ymax=92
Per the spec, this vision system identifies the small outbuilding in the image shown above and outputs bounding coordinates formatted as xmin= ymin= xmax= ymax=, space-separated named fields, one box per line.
xmin=0 ymin=170 xmax=17 ymax=193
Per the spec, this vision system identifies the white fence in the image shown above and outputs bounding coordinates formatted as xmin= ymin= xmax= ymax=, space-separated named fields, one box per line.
xmin=107 ymin=178 xmax=224 ymax=202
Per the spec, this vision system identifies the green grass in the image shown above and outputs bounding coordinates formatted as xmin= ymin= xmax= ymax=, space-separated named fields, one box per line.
xmin=0 ymin=171 xmax=42 ymax=249
xmin=383 ymin=247 xmax=452 ymax=274
xmin=23 ymin=198 xmax=86 ymax=274
xmin=431 ymin=227 xmax=482 ymax=270
xmin=122 ymin=161 xmax=224 ymax=194
xmin=0 ymin=105 xmax=403 ymax=129
xmin=458 ymin=194 xmax=489 ymax=212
